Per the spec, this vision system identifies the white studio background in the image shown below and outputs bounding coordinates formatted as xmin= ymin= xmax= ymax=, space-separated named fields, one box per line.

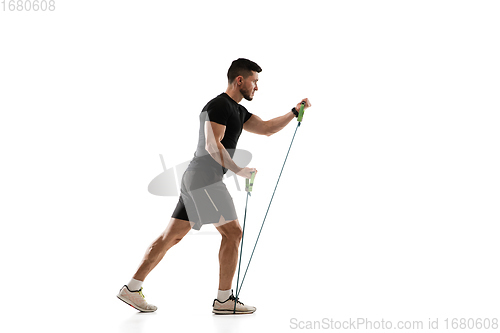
xmin=1 ymin=1 xmax=499 ymax=332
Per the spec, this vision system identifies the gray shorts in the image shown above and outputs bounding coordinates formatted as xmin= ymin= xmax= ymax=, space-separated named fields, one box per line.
xmin=172 ymin=169 xmax=238 ymax=230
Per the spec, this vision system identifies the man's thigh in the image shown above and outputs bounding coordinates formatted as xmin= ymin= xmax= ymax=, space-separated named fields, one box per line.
xmin=162 ymin=217 xmax=192 ymax=239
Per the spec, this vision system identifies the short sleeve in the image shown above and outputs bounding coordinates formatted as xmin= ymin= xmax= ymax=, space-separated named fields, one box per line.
xmin=206 ymin=99 xmax=231 ymax=126
xmin=242 ymin=106 xmax=253 ymax=123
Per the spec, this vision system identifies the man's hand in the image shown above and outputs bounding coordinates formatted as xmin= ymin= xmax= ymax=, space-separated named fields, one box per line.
xmin=295 ymin=98 xmax=312 ymax=112
xmin=237 ymin=167 xmax=258 ymax=179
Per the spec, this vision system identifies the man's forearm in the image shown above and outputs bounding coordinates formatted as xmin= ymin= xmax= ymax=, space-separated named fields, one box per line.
xmin=206 ymin=141 xmax=242 ymax=174
xmin=266 ymin=111 xmax=295 ymax=135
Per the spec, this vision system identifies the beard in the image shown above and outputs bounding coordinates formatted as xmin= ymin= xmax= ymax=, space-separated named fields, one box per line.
xmin=240 ymin=86 xmax=254 ymax=101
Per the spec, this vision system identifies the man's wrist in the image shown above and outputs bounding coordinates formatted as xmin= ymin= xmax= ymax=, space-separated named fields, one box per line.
xmin=291 ymin=107 xmax=299 ymax=117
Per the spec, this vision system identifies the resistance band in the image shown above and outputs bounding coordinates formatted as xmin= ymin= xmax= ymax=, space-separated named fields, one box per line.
xmin=233 ymin=102 xmax=306 ymax=313
xmin=233 ymin=171 xmax=255 ymax=313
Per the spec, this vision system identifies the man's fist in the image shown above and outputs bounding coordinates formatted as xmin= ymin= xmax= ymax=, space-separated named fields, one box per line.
xmin=295 ymin=98 xmax=312 ymax=112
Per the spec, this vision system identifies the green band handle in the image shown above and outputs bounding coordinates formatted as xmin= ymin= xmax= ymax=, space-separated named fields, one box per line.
xmin=297 ymin=101 xmax=305 ymax=123
xmin=245 ymin=171 xmax=256 ymax=192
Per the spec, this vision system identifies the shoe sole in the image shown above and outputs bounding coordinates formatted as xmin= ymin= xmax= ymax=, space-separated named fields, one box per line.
xmin=212 ymin=309 xmax=256 ymax=315
xmin=117 ymin=295 xmax=157 ymax=313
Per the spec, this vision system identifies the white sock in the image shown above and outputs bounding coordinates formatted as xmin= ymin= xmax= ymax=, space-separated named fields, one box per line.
xmin=217 ymin=289 xmax=232 ymax=301
xmin=127 ymin=278 xmax=143 ymax=291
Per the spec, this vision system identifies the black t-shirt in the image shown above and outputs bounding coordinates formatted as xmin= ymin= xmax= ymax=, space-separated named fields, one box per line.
xmin=187 ymin=93 xmax=253 ymax=175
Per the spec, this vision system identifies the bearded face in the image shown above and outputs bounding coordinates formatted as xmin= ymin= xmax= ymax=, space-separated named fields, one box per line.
xmin=239 ymin=71 xmax=259 ymax=101
xmin=240 ymin=85 xmax=254 ymax=101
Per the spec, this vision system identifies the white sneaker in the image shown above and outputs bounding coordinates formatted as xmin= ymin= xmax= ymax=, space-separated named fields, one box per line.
xmin=212 ymin=291 xmax=256 ymax=315
xmin=117 ymin=285 xmax=157 ymax=312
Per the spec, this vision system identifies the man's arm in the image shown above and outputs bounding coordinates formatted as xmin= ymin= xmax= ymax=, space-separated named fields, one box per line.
xmin=243 ymin=113 xmax=294 ymax=136
xmin=243 ymin=98 xmax=311 ymax=136
xmin=205 ymin=121 xmax=255 ymax=178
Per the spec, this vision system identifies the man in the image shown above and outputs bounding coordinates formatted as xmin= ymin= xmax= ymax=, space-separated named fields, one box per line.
xmin=117 ymin=58 xmax=311 ymax=314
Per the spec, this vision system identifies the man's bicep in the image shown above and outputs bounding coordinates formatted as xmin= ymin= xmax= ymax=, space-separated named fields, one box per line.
xmin=243 ymin=114 xmax=269 ymax=135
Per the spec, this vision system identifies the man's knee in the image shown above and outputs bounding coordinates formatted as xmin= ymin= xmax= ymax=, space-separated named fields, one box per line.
xmin=170 ymin=235 xmax=185 ymax=246
xmin=218 ymin=219 xmax=242 ymax=241
xmin=230 ymin=225 xmax=243 ymax=241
